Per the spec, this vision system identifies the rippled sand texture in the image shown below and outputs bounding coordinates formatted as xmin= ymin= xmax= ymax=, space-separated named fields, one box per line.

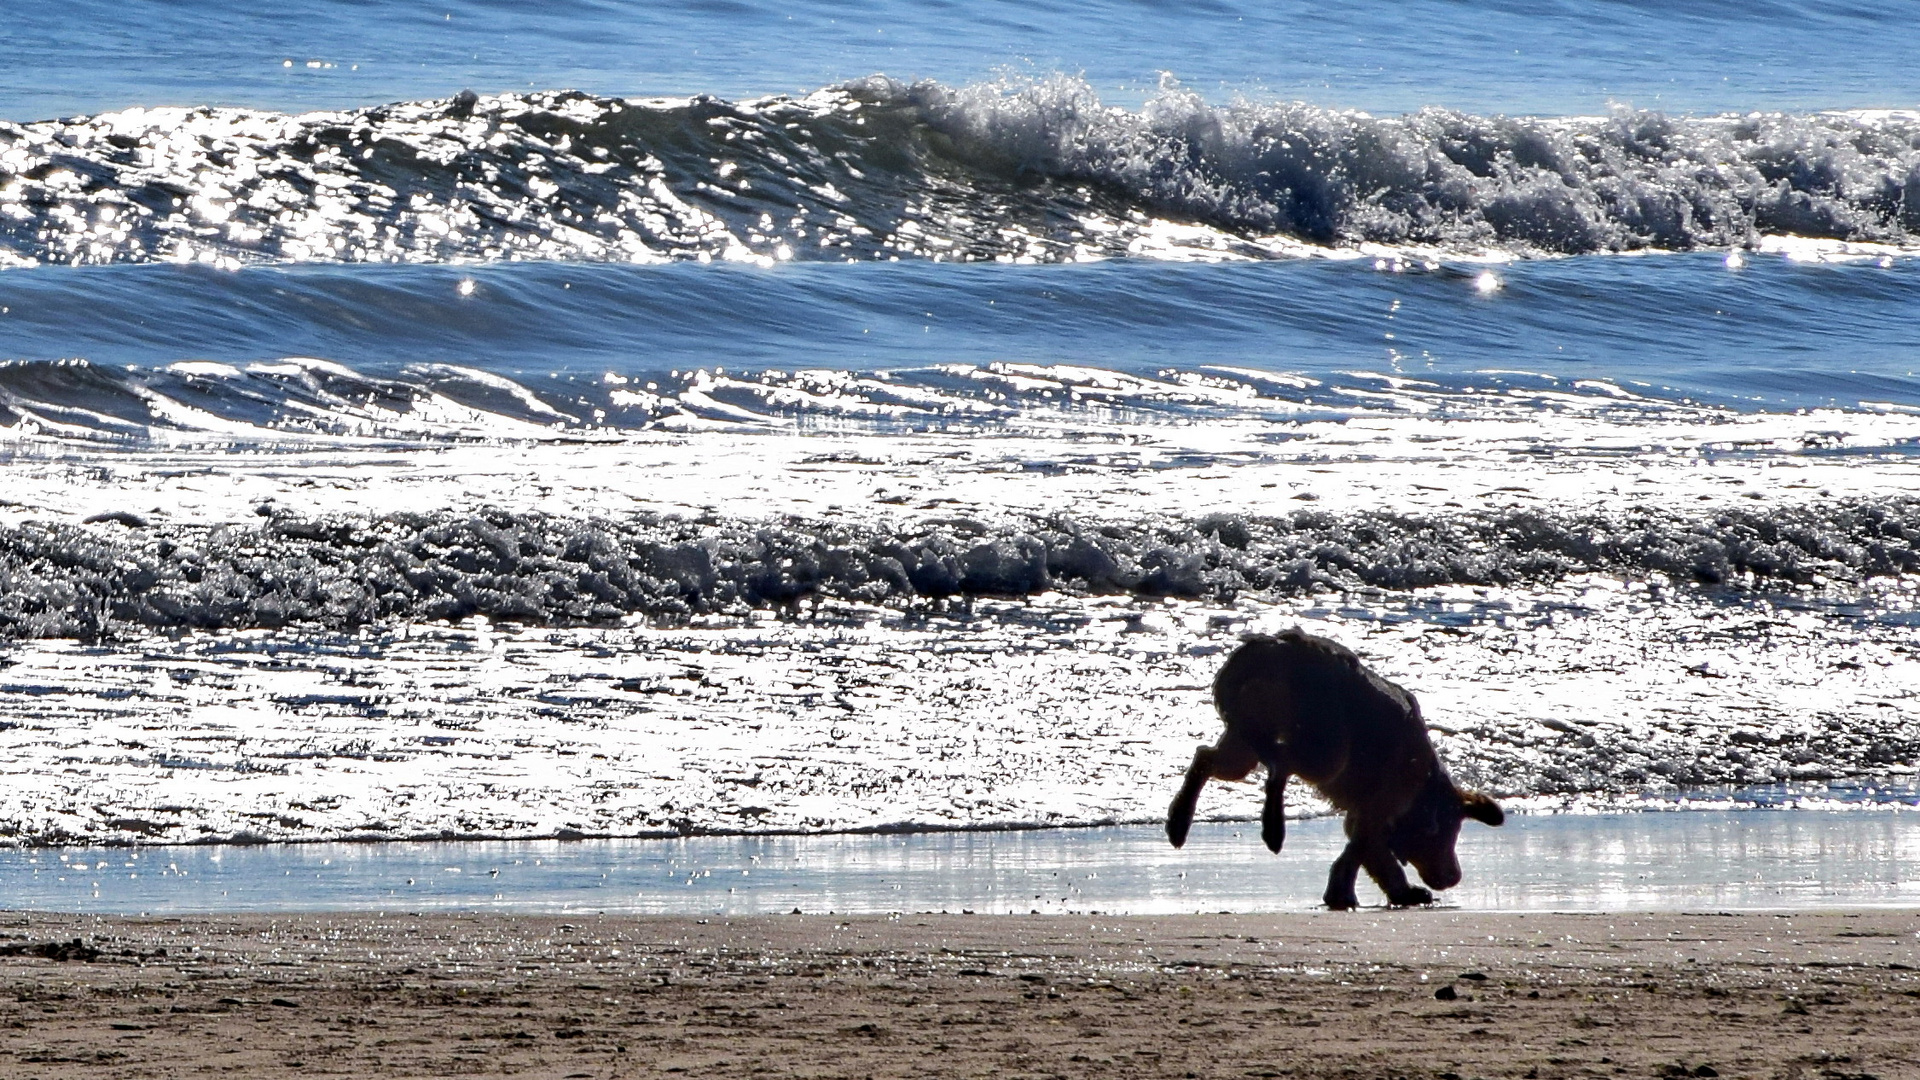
xmin=0 ymin=911 xmax=1914 ymax=1079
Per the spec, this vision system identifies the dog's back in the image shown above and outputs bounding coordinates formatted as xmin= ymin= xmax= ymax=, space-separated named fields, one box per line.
xmin=1211 ymin=629 xmax=1435 ymax=816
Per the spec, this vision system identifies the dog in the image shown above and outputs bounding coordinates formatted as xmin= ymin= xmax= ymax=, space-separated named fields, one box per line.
xmin=1166 ymin=628 xmax=1503 ymax=909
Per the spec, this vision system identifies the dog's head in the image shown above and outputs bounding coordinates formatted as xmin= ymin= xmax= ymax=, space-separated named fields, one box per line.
xmin=1388 ymin=779 xmax=1504 ymax=891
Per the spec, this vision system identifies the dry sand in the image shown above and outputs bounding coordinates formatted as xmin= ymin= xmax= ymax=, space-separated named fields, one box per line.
xmin=0 ymin=910 xmax=1914 ymax=1079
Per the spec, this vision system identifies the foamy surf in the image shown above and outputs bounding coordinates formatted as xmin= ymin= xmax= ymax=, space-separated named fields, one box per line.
xmin=0 ymin=369 xmax=1915 ymax=843
xmin=0 ymin=581 xmax=1913 ymax=846
xmin=5 ymin=78 xmax=1920 ymax=270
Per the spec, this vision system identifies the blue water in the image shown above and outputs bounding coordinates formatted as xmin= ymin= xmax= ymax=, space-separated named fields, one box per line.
xmin=4 ymin=0 xmax=1916 ymax=122
xmin=4 ymin=256 xmax=1919 ymax=413
xmin=5 ymin=3 xmax=1920 ymax=412
xmin=0 ymin=7 xmax=1914 ymax=600
xmin=5 ymin=3 xmax=1920 ymax=422
xmin=0 ymin=0 xmax=1915 ymax=650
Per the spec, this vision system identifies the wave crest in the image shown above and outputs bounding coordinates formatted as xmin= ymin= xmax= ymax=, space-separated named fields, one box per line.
xmin=894 ymin=74 xmax=1920 ymax=252
xmin=3 ymin=79 xmax=1918 ymax=268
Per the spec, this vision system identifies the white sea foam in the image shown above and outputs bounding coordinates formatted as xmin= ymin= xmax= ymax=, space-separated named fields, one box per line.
xmin=0 ymin=349 xmax=1916 ymax=844
xmin=4 ymin=80 xmax=1920 ymax=270
xmin=0 ymin=581 xmax=1911 ymax=845
xmin=2 ymin=346 xmax=1917 ymax=846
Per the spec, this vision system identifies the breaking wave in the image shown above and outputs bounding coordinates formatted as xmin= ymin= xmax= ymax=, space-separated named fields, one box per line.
xmin=4 ymin=500 xmax=1915 ymax=640
xmin=4 ymin=77 xmax=1920 ymax=269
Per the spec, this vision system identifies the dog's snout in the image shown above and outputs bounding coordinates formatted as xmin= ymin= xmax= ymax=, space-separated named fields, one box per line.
xmin=1417 ymin=858 xmax=1462 ymax=891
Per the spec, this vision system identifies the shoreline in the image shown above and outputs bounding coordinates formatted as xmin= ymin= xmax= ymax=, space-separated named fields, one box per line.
xmin=2 ymin=785 xmax=1917 ymax=851
xmin=0 ymin=910 xmax=1914 ymax=1079
xmin=0 ymin=791 xmax=1912 ymax=849
xmin=4 ymin=812 xmax=1917 ymax=918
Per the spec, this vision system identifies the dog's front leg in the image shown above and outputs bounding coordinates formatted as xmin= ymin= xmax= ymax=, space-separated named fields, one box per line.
xmin=1166 ymin=745 xmax=1216 ymax=848
xmin=1259 ymin=748 xmax=1291 ymax=854
xmin=1322 ymin=839 xmax=1364 ymax=910
xmin=1360 ymin=839 xmax=1434 ymax=907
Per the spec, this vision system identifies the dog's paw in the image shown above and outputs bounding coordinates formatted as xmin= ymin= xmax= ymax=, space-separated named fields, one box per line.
xmin=1323 ymin=891 xmax=1360 ymax=911
xmin=1261 ymin=822 xmax=1284 ymax=854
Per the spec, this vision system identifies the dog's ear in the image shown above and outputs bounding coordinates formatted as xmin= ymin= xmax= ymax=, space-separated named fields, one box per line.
xmin=1459 ymin=790 xmax=1504 ymax=827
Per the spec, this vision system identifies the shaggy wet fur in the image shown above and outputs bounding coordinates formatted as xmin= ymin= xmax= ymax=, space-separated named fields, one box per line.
xmin=1167 ymin=628 xmax=1504 ymax=909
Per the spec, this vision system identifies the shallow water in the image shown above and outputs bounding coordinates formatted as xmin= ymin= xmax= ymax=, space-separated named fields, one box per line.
xmin=4 ymin=810 xmax=1915 ymax=916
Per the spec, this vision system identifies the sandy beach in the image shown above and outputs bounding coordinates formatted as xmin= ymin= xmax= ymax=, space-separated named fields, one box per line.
xmin=0 ymin=910 xmax=1913 ymax=1079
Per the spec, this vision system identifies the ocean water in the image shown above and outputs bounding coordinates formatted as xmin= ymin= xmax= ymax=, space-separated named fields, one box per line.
xmin=4 ymin=811 xmax=1917 ymax=915
xmin=0 ymin=1 xmax=1916 ymax=849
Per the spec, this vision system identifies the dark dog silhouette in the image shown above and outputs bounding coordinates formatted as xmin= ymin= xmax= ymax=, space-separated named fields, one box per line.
xmin=1167 ymin=628 xmax=1503 ymax=909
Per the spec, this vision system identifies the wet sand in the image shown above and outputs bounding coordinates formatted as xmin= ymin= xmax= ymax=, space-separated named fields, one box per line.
xmin=0 ymin=910 xmax=1915 ymax=1079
